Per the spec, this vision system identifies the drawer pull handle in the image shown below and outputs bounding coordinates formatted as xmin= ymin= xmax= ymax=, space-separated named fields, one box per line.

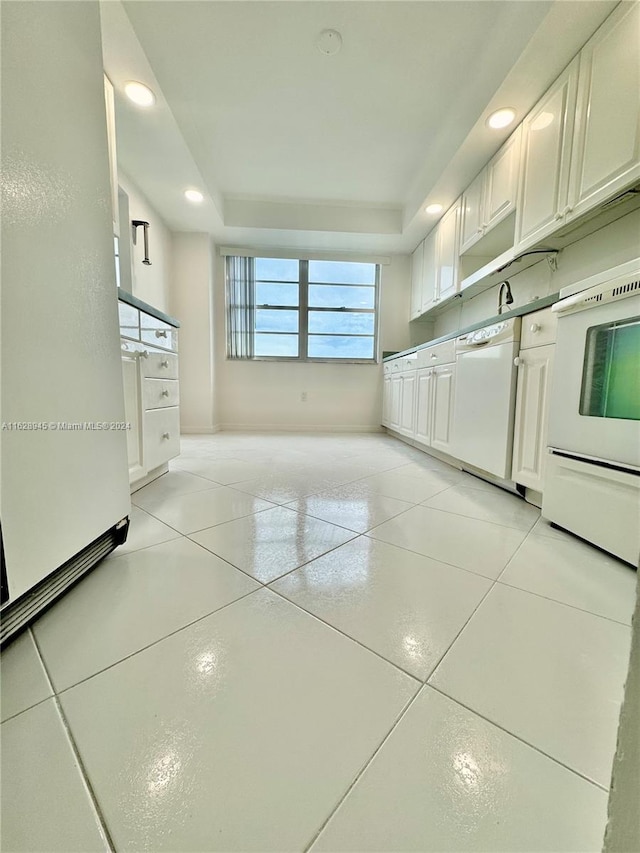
xmin=161 ymin=389 xmax=169 ymax=397
xmin=161 ymin=360 xmax=169 ymax=368
xmin=162 ymin=432 xmax=170 ymax=440
xmin=155 ymin=330 xmax=168 ymax=338
xmin=530 ymin=323 xmax=541 ymax=333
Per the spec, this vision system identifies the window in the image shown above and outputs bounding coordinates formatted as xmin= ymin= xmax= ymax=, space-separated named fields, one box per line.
xmin=226 ymin=256 xmax=379 ymax=362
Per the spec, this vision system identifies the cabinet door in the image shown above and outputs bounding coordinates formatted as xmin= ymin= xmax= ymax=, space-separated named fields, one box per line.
xmin=399 ymin=372 xmax=417 ymax=437
xmin=414 ymin=368 xmax=434 ymax=446
xmin=420 ymin=229 xmax=438 ymax=314
xmin=484 ymin=126 xmax=521 ymax=232
xmin=435 ymin=199 xmax=461 ymax=303
xmin=122 ymin=354 xmax=144 ymax=482
xmin=103 ymin=75 xmax=119 ymax=237
xmin=568 ymin=2 xmax=640 ymax=220
xmin=382 ymin=376 xmax=392 ymax=427
xmin=431 ymin=364 xmax=456 ymax=453
xmin=389 ymin=375 xmax=402 ymax=431
xmin=512 ymin=344 xmax=555 ymax=492
xmin=410 ymin=241 xmax=424 ymax=320
xmin=459 ymin=171 xmax=485 ymax=254
xmin=515 ymin=58 xmax=578 ymax=250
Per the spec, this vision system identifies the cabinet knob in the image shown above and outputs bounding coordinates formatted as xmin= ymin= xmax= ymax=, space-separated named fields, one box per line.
xmin=155 ymin=330 xmax=168 ymax=338
xmin=530 ymin=323 xmax=541 ymax=333
xmin=161 ymin=360 xmax=169 ymax=368
xmin=564 ymin=205 xmax=573 ymax=215
xmin=554 ymin=212 xmax=563 ymax=221
xmin=141 ymin=350 xmax=149 ymax=359
xmin=162 ymin=432 xmax=170 ymax=440
xmin=161 ymin=389 xmax=169 ymax=397
xmin=514 ymin=357 xmax=523 ymax=366
xmin=430 ymin=353 xmax=437 ymax=360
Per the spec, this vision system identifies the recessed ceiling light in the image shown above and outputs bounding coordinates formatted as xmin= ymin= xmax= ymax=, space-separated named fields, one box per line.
xmin=124 ymin=81 xmax=156 ymax=108
xmin=425 ymin=203 xmax=443 ymax=215
xmin=316 ymin=29 xmax=342 ymax=56
xmin=184 ymin=189 xmax=204 ymax=203
xmin=487 ymin=108 xmax=516 ymax=129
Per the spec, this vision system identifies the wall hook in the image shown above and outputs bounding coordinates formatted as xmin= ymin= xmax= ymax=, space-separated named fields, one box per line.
xmin=131 ymin=220 xmax=152 ymax=266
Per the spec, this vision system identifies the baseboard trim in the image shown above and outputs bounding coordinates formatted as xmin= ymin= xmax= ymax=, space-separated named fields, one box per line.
xmin=218 ymin=423 xmax=384 ymax=434
xmin=180 ymin=425 xmax=221 ymax=434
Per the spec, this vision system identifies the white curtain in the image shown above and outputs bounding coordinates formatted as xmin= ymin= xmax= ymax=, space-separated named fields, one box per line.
xmin=225 ymin=256 xmax=255 ymax=359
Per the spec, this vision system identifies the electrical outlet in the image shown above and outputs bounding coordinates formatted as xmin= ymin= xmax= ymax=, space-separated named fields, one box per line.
xmin=301 ymin=391 xmax=308 ymax=402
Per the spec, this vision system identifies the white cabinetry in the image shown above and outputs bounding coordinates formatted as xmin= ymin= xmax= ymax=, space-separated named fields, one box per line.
xmin=460 ymin=128 xmax=521 ymax=255
xmin=515 ymin=58 xmax=579 ymax=250
xmin=103 ymin=74 xmax=119 ymax=237
xmin=484 ymin=126 xmax=522 ymax=232
xmin=420 ymin=228 xmax=438 ymax=314
xmin=399 ymin=370 xmax=417 ymax=436
xmin=119 ymin=300 xmax=180 ymax=490
xmin=435 ymin=198 xmax=461 ymax=304
xmin=410 ymin=241 xmax=424 ymax=320
xmin=567 ymin=1 xmax=640 ymax=221
xmin=431 ymin=364 xmax=456 ymax=454
xmin=511 ymin=307 xmax=558 ymax=493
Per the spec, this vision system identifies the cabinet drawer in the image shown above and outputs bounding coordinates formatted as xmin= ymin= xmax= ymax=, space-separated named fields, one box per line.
xmin=416 ymin=339 xmax=456 ymax=367
xmin=143 ymin=407 xmax=180 ymax=471
xmin=143 ymin=378 xmax=179 ymax=410
xmin=142 ymin=351 xmax=179 ymax=379
xmin=520 ymin=307 xmax=558 ymax=349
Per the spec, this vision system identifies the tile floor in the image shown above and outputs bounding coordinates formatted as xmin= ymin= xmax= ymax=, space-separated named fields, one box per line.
xmin=1 ymin=432 xmax=636 ymax=852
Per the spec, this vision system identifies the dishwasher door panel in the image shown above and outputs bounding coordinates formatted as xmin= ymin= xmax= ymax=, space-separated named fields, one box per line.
xmin=451 ymin=342 xmax=519 ymax=478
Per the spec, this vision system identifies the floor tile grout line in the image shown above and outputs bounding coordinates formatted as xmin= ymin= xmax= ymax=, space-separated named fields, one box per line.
xmin=494 ymin=577 xmax=634 ymax=628
xmin=47 ymin=586 xmax=264 ymax=699
xmin=29 ymin=629 xmax=117 ymax=852
xmin=266 ymin=582 xmax=423 ymax=685
xmin=427 ymin=684 xmax=610 ymax=793
xmin=412 ymin=500 xmax=541 ymax=534
xmin=186 ymin=526 xmax=361 ymax=586
xmin=136 ymin=498 xmax=279 ymax=538
xmin=422 ymin=522 xmax=541 ymax=677
xmin=361 ymin=531 xmax=506 ymax=584
xmin=302 ymin=684 xmax=425 ymax=853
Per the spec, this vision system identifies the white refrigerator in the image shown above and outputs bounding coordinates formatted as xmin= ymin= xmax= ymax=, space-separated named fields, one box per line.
xmin=0 ymin=1 xmax=131 ymax=643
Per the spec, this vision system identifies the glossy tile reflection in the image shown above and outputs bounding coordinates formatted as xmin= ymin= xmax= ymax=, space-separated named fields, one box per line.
xmin=312 ymin=689 xmax=608 ymax=852
xmin=272 ymin=537 xmax=491 ymax=679
xmin=191 ymin=505 xmax=357 ymax=583
xmin=1 ymin=431 xmax=631 ymax=852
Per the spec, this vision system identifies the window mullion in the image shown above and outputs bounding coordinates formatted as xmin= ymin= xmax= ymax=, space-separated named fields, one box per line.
xmin=299 ymin=260 xmax=309 ymax=360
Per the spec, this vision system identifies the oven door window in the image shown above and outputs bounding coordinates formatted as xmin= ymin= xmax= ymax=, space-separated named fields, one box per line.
xmin=580 ymin=316 xmax=640 ymax=420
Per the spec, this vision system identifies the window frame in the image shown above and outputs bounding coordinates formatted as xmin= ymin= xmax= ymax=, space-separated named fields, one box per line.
xmin=249 ymin=258 xmax=380 ymax=364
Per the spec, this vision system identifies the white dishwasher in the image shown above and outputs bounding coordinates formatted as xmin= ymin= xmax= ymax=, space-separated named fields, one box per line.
xmin=451 ymin=318 xmax=521 ymax=479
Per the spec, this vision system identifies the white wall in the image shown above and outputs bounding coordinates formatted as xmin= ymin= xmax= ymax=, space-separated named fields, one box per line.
xmin=170 ymin=233 xmax=216 ymax=433
xmin=214 ymin=254 xmax=412 ymax=430
xmin=118 ymin=171 xmax=173 ymax=313
xmin=432 ymin=209 xmax=640 ymax=340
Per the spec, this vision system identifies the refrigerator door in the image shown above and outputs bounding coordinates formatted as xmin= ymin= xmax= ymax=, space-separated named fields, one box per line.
xmin=1 ymin=1 xmax=131 ymax=602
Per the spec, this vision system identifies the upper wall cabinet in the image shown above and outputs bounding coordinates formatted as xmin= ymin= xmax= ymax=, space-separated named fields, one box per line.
xmin=421 ymin=228 xmax=438 ymax=314
xmin=567 ymin=2 xmax=640 ymax=221
xmin=460 ymin=127 xmax=521 ymax=255
xmin=103 ymin=75 xmax=119 ymax=237
xmin=410 ymin=239 xmax=424 ymax=320
xmin=435 ymin=198 xmax=461 ymax=303
xmin=514 ymin=58 xmax=579 ymax=251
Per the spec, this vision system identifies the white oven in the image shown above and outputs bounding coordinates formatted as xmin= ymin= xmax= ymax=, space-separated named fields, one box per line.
xmin=543 ymin=259 xmax=640 ymax=565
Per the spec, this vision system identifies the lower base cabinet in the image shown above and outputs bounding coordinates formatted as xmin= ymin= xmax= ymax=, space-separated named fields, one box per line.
xmin=512 ymin=344 xmax=556 ymax=492
xmin=383 ymin=357 xmax=456 ymax=456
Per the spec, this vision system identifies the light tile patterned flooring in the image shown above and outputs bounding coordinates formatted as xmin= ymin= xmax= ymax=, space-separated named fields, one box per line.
xmin=1 ymin=432 xmax=636 ymax=852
